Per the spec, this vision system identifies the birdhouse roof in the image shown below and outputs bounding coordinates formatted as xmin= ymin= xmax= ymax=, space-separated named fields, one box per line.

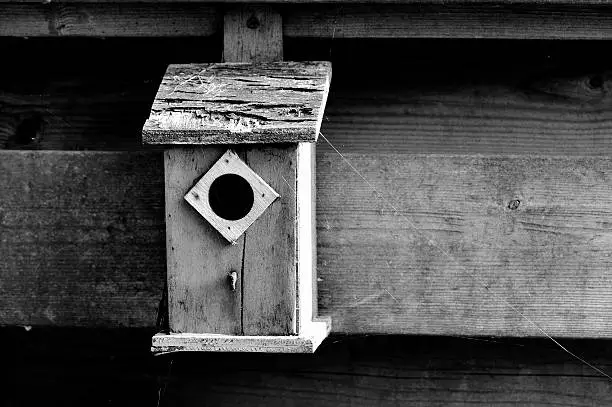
xmin=142 ymin=61 xmax=331 ymax=145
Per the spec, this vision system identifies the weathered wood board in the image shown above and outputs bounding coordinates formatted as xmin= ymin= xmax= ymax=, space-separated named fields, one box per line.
xmin=5 ymin=39 xmax=612 ymax=155
xmin=5 ymin=4 xmax=612 ymax=40
xmin=226 ymin=7 xmax=297 ymax=337
xmin=4 ymin=39 xmax=612 ymax=337
xmin=164 ymin=148 xmax=244 ymax=334
xmin=242 ymin=146 xmax=298 ymax=335
xmin=224 ymin=5 xmax=283 ymax=63
xmin=0 ymin=151 xmax=166 ymax=327
xmin=4 ymin=150 xmax=612 ymax=338
xmin=7 ymin=328 xmax=612 ymax=406
xmin=316 ymin=152 xmax=612 ymax=337
xmin=284 ymin=4 xmax=612 ymax=39
xmin=0 ymin=4 xmax=220 ymax=37
xmin=143 ymin=62 xmax=331 ymax=145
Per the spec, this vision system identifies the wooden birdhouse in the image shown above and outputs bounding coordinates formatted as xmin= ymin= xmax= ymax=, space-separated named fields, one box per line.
xmin=142 ymin=61 xmax=332 ymax=353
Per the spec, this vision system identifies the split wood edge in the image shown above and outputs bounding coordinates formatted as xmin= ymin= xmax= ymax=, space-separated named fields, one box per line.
xmin=142 ymin=62 xmax=332 ymax=145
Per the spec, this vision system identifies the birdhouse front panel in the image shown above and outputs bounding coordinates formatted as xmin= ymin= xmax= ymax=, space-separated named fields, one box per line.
xmin=165 ymin=145 xmax=298 ymax=336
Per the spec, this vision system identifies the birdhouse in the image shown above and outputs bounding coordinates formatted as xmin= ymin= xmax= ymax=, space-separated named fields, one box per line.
xmin=142 ymin=61 xmax=332 ymax=353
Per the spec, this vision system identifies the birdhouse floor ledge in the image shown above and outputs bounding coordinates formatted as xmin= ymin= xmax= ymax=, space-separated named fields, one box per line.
xmin=151 ymin=317 xmax=331 ymax=354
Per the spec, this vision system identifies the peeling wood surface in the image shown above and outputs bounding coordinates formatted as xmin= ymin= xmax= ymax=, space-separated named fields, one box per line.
xmin=143 ymin=62 xmax=331 ymax=145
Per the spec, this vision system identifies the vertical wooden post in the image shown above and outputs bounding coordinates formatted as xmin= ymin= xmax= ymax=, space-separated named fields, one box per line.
xmin=223 ymin=6 xmax=296 ymax=335
xmin=223 ymin=6 xmax=283 ymax=63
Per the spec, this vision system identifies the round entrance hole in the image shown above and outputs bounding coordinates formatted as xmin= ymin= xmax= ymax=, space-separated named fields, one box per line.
xmin=208 ymin=173 xmax=254 ymax=221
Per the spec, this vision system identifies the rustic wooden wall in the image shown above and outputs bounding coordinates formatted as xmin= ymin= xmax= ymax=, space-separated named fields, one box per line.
xmin=7 ymin=328 xmax=612 ymax=406
xmin=4 ymin=37 xmax=612 ymax=404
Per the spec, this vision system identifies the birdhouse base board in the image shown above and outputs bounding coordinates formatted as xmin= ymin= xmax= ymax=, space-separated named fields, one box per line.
xmin=152 ymin=317 xmax=330 ymax=354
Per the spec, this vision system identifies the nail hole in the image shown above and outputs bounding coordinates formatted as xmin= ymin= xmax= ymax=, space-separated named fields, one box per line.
xmin=209 ymin=174 xmax=254 ymax=221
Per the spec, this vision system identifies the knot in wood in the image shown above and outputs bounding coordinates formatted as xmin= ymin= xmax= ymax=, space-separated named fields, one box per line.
xmin=507 ymin=199 xmax=521 ymax=210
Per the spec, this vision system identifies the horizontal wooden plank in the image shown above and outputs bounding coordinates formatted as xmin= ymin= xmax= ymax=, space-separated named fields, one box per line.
xmin=143 ymin=62 xmax=331 ymax=144
xmin=165 ymin=336 xmax=612 ymax=405
xmin=0 ymin=4 xmax=219 ymax=37
xmin=3 ymin=150 xmax=612 ymax=339
xmin=284 ymin=4 xmax=612 ymax=39
xmin=3 ymin=4 xmax=612 ymax=39
xmin=7 ymin=329 xmax=612 ymax=406
xmin=3 ymin=40 xmax=612 ymax=336
xmin=316 ymin=152 xmax=612 ymax=337
xmin=0 ymin=151 xmax=166 ymax=327
xmin=5 ymin=40 xmax=612 ymax=155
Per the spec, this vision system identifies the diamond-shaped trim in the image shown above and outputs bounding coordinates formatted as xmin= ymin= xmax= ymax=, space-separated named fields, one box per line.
xmin=185 ymin=149 xmax=279 ymax=243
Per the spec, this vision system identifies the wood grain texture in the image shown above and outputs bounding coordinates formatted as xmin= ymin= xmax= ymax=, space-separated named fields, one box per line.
xmin=0 ymin=4 xmax=219 ymax=37
xmin=224 ymin=6 xmax=283 ymax=63
xmin=242 ymin=147 xmax=298 ymax=335
xmin=283 ymin=4 xmax=612 ymax=39
xmin=151 ymin=318 xmax=329 ymax=353
xmin=296 ymin=143 xmax=318 ymax=331
xmin=5 ymin=4 xmax=612 ymax=39
xmin=8 ymin=329 xmax=612 ymax=406
xmin=153 ymin=332 xmax=317 ymax=353
xmin=316 ymin=152 xmax=612 ymax=337
xmin=5 ymin=150 xmax=612 ymax=338
xmin=221 ymin=5 xmax=298 ymax=336
xmin=8 ymin=40 xmax=612 ymax=155
xmin=165 ymin=148 xmax=243 ymax=334
xmin=0 ymin=151 xmax=165 ymax=327
xmin=142 ymin=62 xmax=331 ymax=145
xmin=6 ymin=41 xmax=612 ymax=337
xmin=184 ymin=149 xmax=279 ymax=244
xmin=161 ymin=335 xmax=612 ymax=406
